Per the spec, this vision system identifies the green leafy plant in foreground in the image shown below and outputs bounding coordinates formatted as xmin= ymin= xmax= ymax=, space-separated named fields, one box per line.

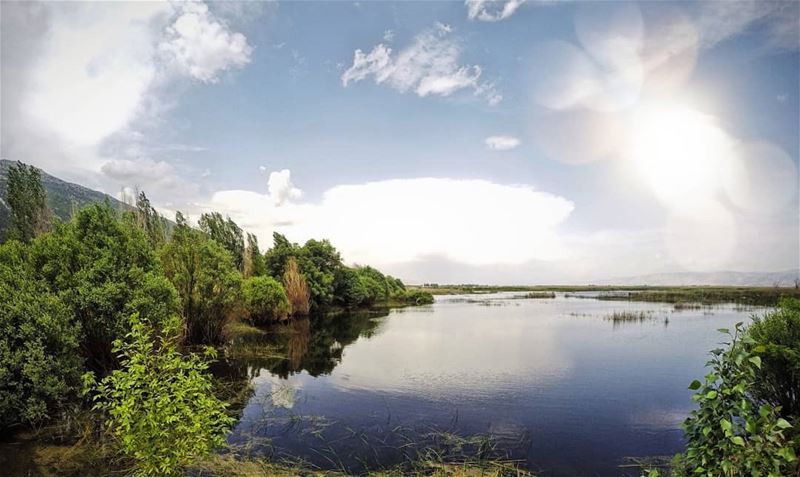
xmin=84 ymin=314 xmax=234 ymax=477
xmin=676 ymin=322 xmax=797 ymax=477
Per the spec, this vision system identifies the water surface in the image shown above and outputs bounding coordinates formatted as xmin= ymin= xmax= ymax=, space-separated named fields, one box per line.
xmin=226 ymin=293 xmax=761 ymax=476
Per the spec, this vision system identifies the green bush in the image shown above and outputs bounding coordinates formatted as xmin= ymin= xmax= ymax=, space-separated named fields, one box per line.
xmin=676 ymin=323 xmax=797 ymax=476
xmin=29 ymin=204 xmax=161 ymax=374
xmin=85 ymin=314 xmax=234 ymax=477
xmin=242 ymin=275 xmax=290 ymax=324
xmin=748 ymin=298 xmax=800 ymax=419
xmin=0 ymin=240 xmax=82 ymax=428
xmin=401 ymin=289 xmax=435 ymax=305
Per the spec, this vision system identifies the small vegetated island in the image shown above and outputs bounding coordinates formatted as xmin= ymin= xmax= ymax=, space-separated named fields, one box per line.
xmin=0 ymin=161 xmax=798 ymax=477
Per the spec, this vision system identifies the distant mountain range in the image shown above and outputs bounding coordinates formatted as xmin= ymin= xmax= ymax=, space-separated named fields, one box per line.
xmin=599 ymin=270 xmax=800 ymax=287
xmin=0 ymin=159 xmax=131 ymax=237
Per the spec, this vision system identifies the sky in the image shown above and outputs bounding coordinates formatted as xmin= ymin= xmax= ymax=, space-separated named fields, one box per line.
xmin=1 ymin=0 xmax=798 ymax=284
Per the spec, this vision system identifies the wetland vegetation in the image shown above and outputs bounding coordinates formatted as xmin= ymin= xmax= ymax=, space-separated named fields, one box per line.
xmin=1 ymin=162 xmax=798 ymax=476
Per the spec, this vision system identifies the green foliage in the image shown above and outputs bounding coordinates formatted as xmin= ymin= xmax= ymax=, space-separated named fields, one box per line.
xmin=29 ymin=204 xmax=163 ymax=374
xmin=5 ymin=161 xmax=51 ymax=242
xmin=401 ymin=289 xmax=435 ymax=305
xmin=242 ymin=276 xmax=290 ymax=324
xmin=0 ymin=240 xmax=82 ymax=428
xmin=199 ymin=212 xmax=245 ymax=271
xmin=161 ymin=217 xmax=241 ymax=344
xmin=676 ymin=323 xmax=798 ymax=476
xmin=134 ymin=191 xmax=167 ymax=248
xmin=243 ymin=232 xmax=266 ymax=278
xmin=333 ymin=266 xmax=371 ymax=307
xmin=265 ymin=233 xmax=339 ymax=311
xmin=748 ymin=298 xmax=800 ymax=418
xmin=85 ymin=314 xmax=234 ymax=477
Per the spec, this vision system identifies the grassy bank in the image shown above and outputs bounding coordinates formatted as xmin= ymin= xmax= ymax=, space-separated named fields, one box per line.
xmin=411 ymin=284 xmax=800 ymax=306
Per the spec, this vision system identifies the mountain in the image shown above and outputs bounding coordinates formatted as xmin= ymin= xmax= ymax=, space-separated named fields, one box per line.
xmin=599 ymin=270 xmax=800 ymax=287
xmin=0 ymin=159 xmax=132 ymax=236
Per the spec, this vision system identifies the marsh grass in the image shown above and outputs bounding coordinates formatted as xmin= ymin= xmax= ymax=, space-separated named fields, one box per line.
xmin=520 ymin=292 xmax=556 ymax=299
xmin=605 ymin=310 xmax=654 ymax=323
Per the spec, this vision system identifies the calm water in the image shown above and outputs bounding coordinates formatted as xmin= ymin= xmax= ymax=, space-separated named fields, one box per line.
xmin=224 ymin=293 xmax=762 ymax=476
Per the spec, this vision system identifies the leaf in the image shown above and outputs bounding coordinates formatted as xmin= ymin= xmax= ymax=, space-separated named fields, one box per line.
xmin=730 ymin=436 xmax=745 ymax=446
xmin=720 ymin=418 xmax=732 ymax=433
xmin=776 ymin=418 xmax=792 ymax=429
xmin=705 ymin=390 xmax=718 ymax=400
xmin=748 ymin=356 xmax=762 ymax=369
xmin=688 ymin=380 xmax=702 ymax=390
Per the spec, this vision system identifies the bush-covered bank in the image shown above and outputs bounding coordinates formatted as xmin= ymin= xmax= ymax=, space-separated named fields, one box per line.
xmin=0 ymin=162 xmax=431 ymax=476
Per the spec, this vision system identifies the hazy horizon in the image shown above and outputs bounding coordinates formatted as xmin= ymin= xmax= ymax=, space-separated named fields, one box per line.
xmin=2 ymin=1 xmax=798 ymax=284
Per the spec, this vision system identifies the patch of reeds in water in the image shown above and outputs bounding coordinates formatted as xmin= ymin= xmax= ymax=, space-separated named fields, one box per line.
xmin=604 ymin=310 xmax=653 ymax=323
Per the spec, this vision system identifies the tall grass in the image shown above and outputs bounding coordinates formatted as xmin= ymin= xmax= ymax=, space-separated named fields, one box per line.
xmin=283 ymin=257 xmax=310 ymax=316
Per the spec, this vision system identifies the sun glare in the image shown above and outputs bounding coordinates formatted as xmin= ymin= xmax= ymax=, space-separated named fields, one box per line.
xmin=627 ymin=103 xmax=734 ymax=213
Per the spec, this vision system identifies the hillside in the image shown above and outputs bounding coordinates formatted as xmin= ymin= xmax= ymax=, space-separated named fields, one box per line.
xmin=0 ymin=159 xmax=132 ymax=237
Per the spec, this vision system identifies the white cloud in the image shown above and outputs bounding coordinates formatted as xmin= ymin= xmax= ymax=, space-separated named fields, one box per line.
xmin=1 ymin=1 xmax=255 ymax=203
xmin=465 ymin=0 xmax=526 ymax=22
xmin=101 ymin=158 xmax=175 ymax=182
xmin=341 ymin=23 xmax=501 ymax=105
xmin=205 ymin=175 xmax=574 ymax=266
xmin=159 ymin=2 xmax=253 ymax=83
xmin=267 ymin=169 xmax=303 ymax=206
xmin=383 ymin=29 xmax=395 ymax=42
xmin=485 ymin=135 xmax=521 ymax=151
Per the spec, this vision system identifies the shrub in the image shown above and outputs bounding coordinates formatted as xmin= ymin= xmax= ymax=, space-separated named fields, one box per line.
xmin=283 ymin=257 xmax=310 ymax=316
xmin=0 ymin=240 xmax=82 ymax=428
xmin=402 ymin=289 xmax=435 ymax=305
xmin=676 ymin=323 xmax=797 ymax=476
xmin=85 ymin=314 xmax=234 ymax=477
xmin=29 ymin=204 xmax=160 ymax=374
xmin=242 ymin=276 xmax=290 ymax=324
xmin=748 ymin=298 xmax=800 ymax=419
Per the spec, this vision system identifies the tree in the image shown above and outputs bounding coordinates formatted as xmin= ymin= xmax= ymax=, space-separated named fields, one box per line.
xmin=6 ymin=161 xmax=51 ymax=242
xmin=283 ymin=257 xmax=310 ymax=316
xmin=0 ymin=240 xmax=81 ymax=428
xmin=264 ymin=234 xmax=340 ymax=310
xmin=134 ymin=191 xmax=167 ymax=248
xmin=242 ymin=276 xmax=290 ymax=324
xmin=243 ymin=232 xmax=266 ymax=278
xmin=161 ymin=215 xmax=241 ymax=344
xmin=29 ymin=204 xmax=167 ymax=374
xmin=85 ymin=314 xmax=234 ymax=477
xmin=198 ymin=212 xmax=245 ymax=271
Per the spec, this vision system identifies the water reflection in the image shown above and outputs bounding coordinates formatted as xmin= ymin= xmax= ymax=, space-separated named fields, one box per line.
xmin=227 ymin=295 xmax=760 ymax=476
xmin=232 ymin=310 xmax=390 ymax=378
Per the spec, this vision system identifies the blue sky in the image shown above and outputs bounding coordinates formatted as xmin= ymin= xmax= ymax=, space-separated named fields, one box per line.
xmin=2 ymin=1 xmax=798 ymax=283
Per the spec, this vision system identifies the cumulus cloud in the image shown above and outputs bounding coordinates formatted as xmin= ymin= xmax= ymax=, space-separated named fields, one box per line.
xmin=1 ymin=1 xmax=256 ymax=203
xmin=267 ymin=169 xmax=303 ymax=206
xmin=341 ymin=23 xmax=502 ymax=105
xmin=465 ymin=0 xmax=526 ymax=22
xmin=159 ymin=2 xmax=252 ymax=83
xmin=485 ymin=135 xmax=521 ymax=151
xmin=204 ymin=175 xmax=574 ymax=266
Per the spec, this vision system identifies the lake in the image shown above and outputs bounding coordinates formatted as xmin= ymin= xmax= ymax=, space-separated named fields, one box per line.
xmin=224 ymin=293 xmax=762 ymax=476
